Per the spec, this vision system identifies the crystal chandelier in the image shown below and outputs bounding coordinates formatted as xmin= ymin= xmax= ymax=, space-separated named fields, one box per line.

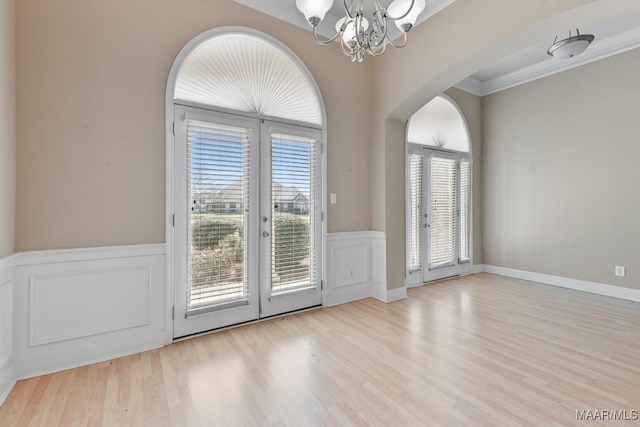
xmin=295 ymin=0 xmax=426 ymax=62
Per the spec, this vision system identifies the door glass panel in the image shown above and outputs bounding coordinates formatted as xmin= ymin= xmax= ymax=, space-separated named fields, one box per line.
xmin=408 ymin=154 xmax=423 ymax=271
xmin=270 ymin=134 xmax=318 ymax=295
xmin=429 ymin=157 xmax=457 ymax=269
xmin=187 ymin=120 xmax=251 ymax=315
xmin=460 ymin=160 xmax=471 ymax=262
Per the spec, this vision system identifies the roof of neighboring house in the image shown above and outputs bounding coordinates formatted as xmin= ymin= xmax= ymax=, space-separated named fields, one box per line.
xmin=194 ymin=181 xmax=308 ymax=204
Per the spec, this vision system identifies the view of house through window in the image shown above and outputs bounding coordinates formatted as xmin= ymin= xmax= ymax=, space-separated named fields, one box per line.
xmin=406 ymin=95 xmax=472 ymax=285
xmin=171 ymin=30 xmax=324 ymax=338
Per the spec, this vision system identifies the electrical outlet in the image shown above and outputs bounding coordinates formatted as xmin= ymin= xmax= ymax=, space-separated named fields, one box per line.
xmin=615 ymin=266 xmax=626 ymax=277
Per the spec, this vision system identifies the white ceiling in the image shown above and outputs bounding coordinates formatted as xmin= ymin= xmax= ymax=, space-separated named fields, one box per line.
xmin=234 ymin=0 xmax=455 ymax=41
xmin=233 ymin=1 xmax=640 ymax=97
xmin=458 ymin=10 xmax=640 ymax=96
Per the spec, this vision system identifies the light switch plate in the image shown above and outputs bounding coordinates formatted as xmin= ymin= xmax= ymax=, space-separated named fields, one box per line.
xmin=330 ymin=193 xmax=337 ymax=204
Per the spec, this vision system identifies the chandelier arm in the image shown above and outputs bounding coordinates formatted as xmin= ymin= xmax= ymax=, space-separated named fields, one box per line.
xmin=340 ymin=36 xmax=357 ymax=56
xmin=384 ymin=0 xmax=416 ymax=21
xmin=343 ymin=0 xmax=358 ymax=19
xmin=312 ymin=24 xmax=345 ymax=45
xmin=353 ymin=14 xmax=366 ymax=51
xmin=367 ymin=12 xmax=387 ymax=49
xmin=384 ymin=31 xmax=408 ymax=49
xmin=373 ymin=0 xmax=386 ymax=14
xmin=369 ymin=42 xmax=387 ymax=56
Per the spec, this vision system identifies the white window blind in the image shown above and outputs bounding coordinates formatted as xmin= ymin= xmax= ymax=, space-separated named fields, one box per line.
xmin=187 ymin=120 xmax=251 ymax=314
xmin=460 ymin=161 xmax=471 ymax=262
xmin=409 ymin=154 xmax=423 ymax=271
xmin=270 ymin=134 xmax=317 ymax=294
xmin=429 ymin=157 xmax=457 ymax=269
xmin=407 ymin=96 xmax=471 ymax=153
xmin=175 ymin=34 xmax=322 ymax=125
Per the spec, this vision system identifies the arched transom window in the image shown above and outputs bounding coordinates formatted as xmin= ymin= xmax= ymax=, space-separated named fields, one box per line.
xmin=175 ymin=33 xmax=322 ymax=126
xmin=407 ymin=95 xmax=470 ymax=154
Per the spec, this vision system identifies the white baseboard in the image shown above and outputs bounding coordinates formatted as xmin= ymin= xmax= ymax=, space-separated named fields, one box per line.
xmin=325 ymin=282 xmax=372 ymax=307
xmin=483 ymin=265 xmax=640 ymax=303
xmin=0 ymin=255 xmax=15 ymax=407
xmin=385 ymin=286 xmax=408 ymax=303
xmin=472 ymin=264 xmax=485 ymax=274
xmin=0 ymin=359 xmax=16 ymax=406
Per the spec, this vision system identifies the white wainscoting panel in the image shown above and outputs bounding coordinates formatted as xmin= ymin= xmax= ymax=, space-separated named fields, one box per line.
xmin=370 ymin=232 xmax=388 ymax=302
xmin=483 ymin=265 xmax=640 ymax=303
xmin=326 ymin=232 xmax=372 ymax=307
xmin=29 ymin=266 xmax=151 ymax=346
xmin=325 ymin=231 xmax=396 ymax=306
xmin=0 ymin=254 xmax=16 ymax=406
xmin=12 ymin=244 xmax=166 ymax=379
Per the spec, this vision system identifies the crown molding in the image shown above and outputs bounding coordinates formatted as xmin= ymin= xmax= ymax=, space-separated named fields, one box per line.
xmin=452 ymin=76 xmax=483 ymax=96
xmin=455 ymin=26 xmax=640 ymax=97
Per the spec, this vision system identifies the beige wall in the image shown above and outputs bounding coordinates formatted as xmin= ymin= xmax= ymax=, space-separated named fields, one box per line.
xmin=0 ymin=0 xmax=15 ymax=258
xmin=372 ymin=0 xmax=640 ymax=290
xmin=445 ymin=87 xmax=482 ymax=264
xmin=16 ymin=0 xmax=373 ymax=251
xmin=482 ymin=48 xmax=640 ymax=289
xmin=15 ymin=0 xmax=640 ymax=295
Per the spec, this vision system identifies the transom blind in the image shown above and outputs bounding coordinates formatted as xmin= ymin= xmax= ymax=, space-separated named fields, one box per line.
xmin=409 ymin=154 xmax=423 ymax=271
xmin=460 ymin=161 xmax=471 ymax=261
xmin=175 ymin=34 xmax=322 ymax=125
xmin=429 ymin=157 xmax=457 ymax=269
xmin=187 ymin=119 xmax=251 ymax=314
xmin=270 ymin=134 xmax=317 ymax=294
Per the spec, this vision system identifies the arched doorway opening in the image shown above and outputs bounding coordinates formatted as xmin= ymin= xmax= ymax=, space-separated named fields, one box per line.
xmin=405 ymin=95 xmax=472 ymax=285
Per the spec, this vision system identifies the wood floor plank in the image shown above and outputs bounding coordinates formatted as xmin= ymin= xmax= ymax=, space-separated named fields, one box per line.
xmin=2 ymin=273 xmax=640 ymax=426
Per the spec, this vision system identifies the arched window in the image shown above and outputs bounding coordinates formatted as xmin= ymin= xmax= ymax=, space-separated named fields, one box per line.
xmin=174 ymin=32 xmax=322 ymax=125
xmin=406 ymin=95 xmax=472 ymax=284
xmin=407 ymin=96 xmax=470 ymax=153
xmin=166 ymin=28 xmax=325 ymax=338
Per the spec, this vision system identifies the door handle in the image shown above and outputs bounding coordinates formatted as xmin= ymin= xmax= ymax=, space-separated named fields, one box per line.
xmin=263 ymin=231 xmax=270 ymax=238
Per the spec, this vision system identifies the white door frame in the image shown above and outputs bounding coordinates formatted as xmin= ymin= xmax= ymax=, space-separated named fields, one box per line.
xmin=164 ymin=27 xmax=327 ymax=344
xmin=172 ymin=106 xmax=261 ymax=338
xmin=259 ymin=121 xmax=323 ymax=318
xmin=405 ymin=144 xmax=473 ymax=287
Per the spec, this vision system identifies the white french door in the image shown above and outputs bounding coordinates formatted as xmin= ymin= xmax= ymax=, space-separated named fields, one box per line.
xmin=173 ymin=105 xmax=322 ymax=338
xmin=259 ymin=123 xmax=323 ymax=318
xmin=407 ymin=147 xmax=471 ymax=285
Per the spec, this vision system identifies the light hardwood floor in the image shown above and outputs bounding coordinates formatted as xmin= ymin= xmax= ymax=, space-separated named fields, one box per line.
xmin=2 ymin=273 xmax=640 ymax=426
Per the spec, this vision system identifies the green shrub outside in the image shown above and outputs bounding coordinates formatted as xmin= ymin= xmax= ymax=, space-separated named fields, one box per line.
xmin=273 ymin=213 xmax=309 ymax=281
xmin=191 ymin=213 xmax=310 ymax=286
xmin=192 ymin=216 xmax=242 ymax=250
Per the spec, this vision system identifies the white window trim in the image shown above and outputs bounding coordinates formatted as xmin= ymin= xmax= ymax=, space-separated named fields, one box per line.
xmin=404 ymin=94 xmax=474 ymax=288
xmin=164 ymin=27 xmax=327 ymax=344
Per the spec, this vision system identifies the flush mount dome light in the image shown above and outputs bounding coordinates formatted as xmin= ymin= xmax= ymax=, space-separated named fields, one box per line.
xmin=547 ymin=28 xmax=595 ymax=59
